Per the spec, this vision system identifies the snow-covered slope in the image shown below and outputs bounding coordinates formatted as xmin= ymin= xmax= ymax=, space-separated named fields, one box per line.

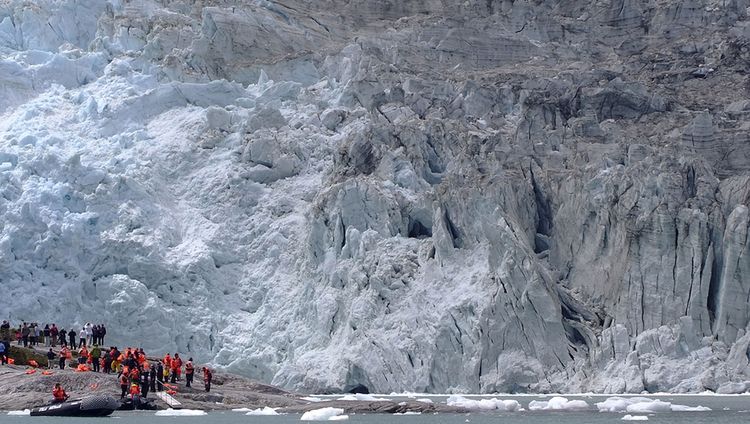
xmin=1 ymin=0 xmax=750 ymax=394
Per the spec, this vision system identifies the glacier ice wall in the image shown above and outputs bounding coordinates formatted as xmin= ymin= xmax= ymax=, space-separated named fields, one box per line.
xmin=1 ymin=0 xmax=750 ymax=394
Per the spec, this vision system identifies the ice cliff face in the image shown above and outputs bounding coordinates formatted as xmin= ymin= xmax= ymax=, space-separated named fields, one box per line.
xmin=1 ymin=0 xmax=750 ymax=394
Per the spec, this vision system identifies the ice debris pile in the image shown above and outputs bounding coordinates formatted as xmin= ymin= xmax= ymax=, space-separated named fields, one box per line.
xmin=1 ymin=0 xmax=750 ymax=394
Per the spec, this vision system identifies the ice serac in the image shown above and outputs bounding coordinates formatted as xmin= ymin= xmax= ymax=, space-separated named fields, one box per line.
xmin=0 ymin=0 xmax=749 ymax=394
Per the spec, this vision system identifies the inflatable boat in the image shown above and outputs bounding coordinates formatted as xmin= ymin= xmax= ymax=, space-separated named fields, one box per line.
xmin=30 ymin=395 xmax=120 ymax=417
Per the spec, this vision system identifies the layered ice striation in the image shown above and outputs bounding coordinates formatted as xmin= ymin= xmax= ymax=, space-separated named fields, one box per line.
xmin=0 ymin=0 xmax=750 ymax=394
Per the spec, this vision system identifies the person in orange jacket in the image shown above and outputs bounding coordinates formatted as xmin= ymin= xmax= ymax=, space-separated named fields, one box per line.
xmin=119 ymin=373 xmax=129 ymax=398
xmin=78 ymin=346 xmax=89 ymax=365
xmin=170 ymin=353 xmax=182 ymax=383
xmin=58 ymin=347 xmax=70 ymax=370
xmin=52 ymin=383 xmax=69 ymax=403
xmin=202 ymin=367 xmax=212 ymax=392
xmin=163 ymin=353 xmax=172 ymax=369
xmin=185 ymin=358 xmax=195 ymax=388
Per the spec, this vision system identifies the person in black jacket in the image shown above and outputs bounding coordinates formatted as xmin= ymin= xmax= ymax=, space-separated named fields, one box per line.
xmin=68 ymin=329 xmax=77 ymax=349
xmin=149 ymin=364 xmax=157 ymax=392
xmin=46 ymin=348 xmax=56 ymax=369
xmin=58 ymin=328 xmax=67 ymax=347
xmin=140 ymin=367 xmax=150 ymax=398
xmin=99 ymin=324 xmax=106 ymax=345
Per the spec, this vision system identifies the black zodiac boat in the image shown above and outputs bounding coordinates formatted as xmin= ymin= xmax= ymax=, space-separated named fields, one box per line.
xmin=30 ymin=395 xmax=121 ymax=417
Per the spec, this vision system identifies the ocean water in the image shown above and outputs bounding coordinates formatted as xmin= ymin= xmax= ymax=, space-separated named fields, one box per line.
xmin=4 ymin=395 xmax=749 ymax=424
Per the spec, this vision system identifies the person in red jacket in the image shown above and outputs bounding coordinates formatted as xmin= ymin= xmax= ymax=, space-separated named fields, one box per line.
xmin=52 ymin=383 xmax=69 ymax=403
xmin=202 ymin=367 xmax=212 ymax=392
xmin=170 ymin=353 xmax=182 ymax=383
xmin=185 ymin=358 xmax=195 ymax=388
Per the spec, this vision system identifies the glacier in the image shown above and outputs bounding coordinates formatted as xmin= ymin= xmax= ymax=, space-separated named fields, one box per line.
xmin=1 ymin=0 xmax=750 ymax=394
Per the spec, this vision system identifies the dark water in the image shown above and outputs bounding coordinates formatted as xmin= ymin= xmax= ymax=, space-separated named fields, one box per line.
xmin=4 ymin=395 xmax=749 ymax=424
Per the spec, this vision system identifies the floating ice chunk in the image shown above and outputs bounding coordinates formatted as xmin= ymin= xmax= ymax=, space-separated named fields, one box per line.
xmin=447 ymin=395 xmax=521 ymax=411
xmin=246 ymin=407 xmax=280 ymax=415
xmin=670 ymin=405 xmax=711 ymax=412
xmin=528 ymin=397 xmax=589 ymax=411
xmin=622 ymin=415 xmax=648 ymax=421
xmin=155 ymin=409 xmax=207 ymax=416
xmin=597 ymin=397 xmax=710 ymax=414
xmin=416 ymin=398 xmax=434 ymax=404
xmin=232 ymin=408 xmax=253 ymax=412
xmin=336 ymin=394 xmax=388 ymax=401
xmin=328 ymin=416 xmax=349 ymax=421
xmin=626 ymin=401 xmax=672 ymax=413
xmin=301 ymin=407 xmax=346 ymax=421
xmin=7 ymin=409 xmax=30 ymax=415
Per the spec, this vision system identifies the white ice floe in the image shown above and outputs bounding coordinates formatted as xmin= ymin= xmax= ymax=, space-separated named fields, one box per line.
xmin=155 ymin=409 xmax=208 ymax=416
xmin=622 ymin=415 xmax=648 ymax=421
xmin=447 ymin=395 xmax=521 ymax=411
xmin=246 ymin=407 xmax=280 ymax=415
xmin=528 ymin=396 xmax=589 ymax=411
xmin=394 ymin=411 xmax=422 ymax=415
xmin=336 ymin=394 xmax=388 ymax=401
xmin=328 ymin=416 xmax=349 ymax=421
xmin=670 ymin=405 xmax=711 ymax=412
xmin=596 ymin=397 xmax=710 ymax=413
xmin=301 ymin=407 xmax=347 ymax=421
xmin=7 ymin=409 xmax=30 ymax=416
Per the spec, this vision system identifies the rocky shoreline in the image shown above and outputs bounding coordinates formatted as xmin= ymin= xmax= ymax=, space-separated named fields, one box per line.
xmin=0 ymin=363 xmax=457 ymax=414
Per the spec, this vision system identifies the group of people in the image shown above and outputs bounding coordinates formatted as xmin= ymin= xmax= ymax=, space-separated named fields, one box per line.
xmin=1 ymin=319 xmax=215 ymax=406
xmin=114 ymin=349 xmax=213 ymax=401
xmin=0 ymin=320 xmax=106 ymax=350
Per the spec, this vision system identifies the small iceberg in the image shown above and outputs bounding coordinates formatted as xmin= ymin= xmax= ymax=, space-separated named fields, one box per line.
xmin=336 ymin=394 xmax=388 ymax=401
xmin=622 ymin=415 xmax=648 ymax=421
xmin=155 ymin=409 xmax=207 ymax=416
xmin=301 ymin=407 xmax=347 ymax=421
xmin=528 ymin=397 xmax=589 ymax=411
xmin=447 ymin=395 xmax=521 ymax=411
xmin=596 ymin=397 xmax=710 ymax=413
xmin=246 ymin=407 xmax=280 ymax=416
xmin=7 ymin=409 xmax=30 ymax=416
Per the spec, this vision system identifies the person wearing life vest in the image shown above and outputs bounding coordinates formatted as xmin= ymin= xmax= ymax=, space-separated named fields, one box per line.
xmin=119 ymin=373 xmax=129 ymax=398
xmin=78 ymin=346 xmax=89 ymax=365
xmin=163 ymin=353 xmax=172 ymax=370
xmin=202 ymin=367 xmax=212 ymax=392
xmin=185 ymin=358 xmax=195 ymax=387
xmin=59 ymin=346 xmax=70 ymax=370
xmin=52 ymin=383 xmax=69 ymax=403
xmin=170 ymin=353 xmax=182 ymax=383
